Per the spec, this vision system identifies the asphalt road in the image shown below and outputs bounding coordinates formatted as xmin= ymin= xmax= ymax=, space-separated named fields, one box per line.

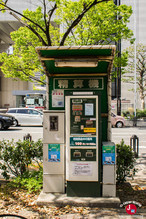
xmin=112 ymin=126 xmax=146 ymax=155
xmin=0 ymin=126 xmax=43 ymax=142
xmin=0 ymin=126 xmax=145 ymax=155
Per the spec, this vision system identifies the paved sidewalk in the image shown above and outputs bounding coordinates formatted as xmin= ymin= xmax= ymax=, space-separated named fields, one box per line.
xmin=128 ymin=154 xmax=146 ymax=188
xmin=9 ymin=208 xmax=146 ymax=219
xmin=35 ymin=153 xmax=146 ymax=218
xmin=18 ymin=209 xmax=146 ymax=219
xmin=0 ymin=153 xmax=145 ymax=218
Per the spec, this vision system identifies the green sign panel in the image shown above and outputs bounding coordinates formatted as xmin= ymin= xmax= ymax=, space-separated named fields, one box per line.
xmin=53 ymin=78 xmax=103 ymax=90
xmin=70 ymin=137 xmax=96 ymax=147
xmin=102 ymin=146 xmax=115 ymax=153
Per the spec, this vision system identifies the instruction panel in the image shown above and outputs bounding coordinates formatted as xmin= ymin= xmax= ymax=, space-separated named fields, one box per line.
xmin=72 ymin=163 xmax=93 ymax=176
xmin=70 ymin=98 xmax=96 ymax=135
xmin=66 ymin=96 xmax=98 ymax=181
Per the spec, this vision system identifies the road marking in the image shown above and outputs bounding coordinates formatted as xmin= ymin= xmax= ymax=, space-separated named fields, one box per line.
xmin=112 ymin=132 xmax=145 ymax=135
xmin=139 ymin=146 xmax=146 ymax=148
xmin=10 ymin=132 xmax=43 ymax=134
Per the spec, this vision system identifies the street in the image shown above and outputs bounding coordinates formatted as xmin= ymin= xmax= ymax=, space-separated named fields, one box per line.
xmin=0 ymin=126 xmax=145 ymax=155
xmin=112 ymin=127 xmax=146 ymax=155
xmin=0 ymin=126 xmax=43 ymax=142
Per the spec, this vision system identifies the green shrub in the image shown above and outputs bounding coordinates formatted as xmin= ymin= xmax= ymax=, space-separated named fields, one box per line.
xmin=0 ymin=139 xmax=43 ymax=180
xmin=10 ymin=167 xmax=43 ymax=192
xmin=122 ymin=110 xmax=134 ymax=120
xmin=116 ymin=139 xmax=137 ymax=183
xmin=123 ymin=109 xmax=146 ymax=119
xmin=122 ymin=111 xmax=130 ymax=118
xmin=136 ymin=109 xmax=146 ymax=119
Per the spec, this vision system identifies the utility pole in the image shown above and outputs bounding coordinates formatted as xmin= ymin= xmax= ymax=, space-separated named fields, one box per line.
xmin=134 ymin=0 xmax=137 ymax=117
xmin=113 ymin=0 xmax=121 ymax=115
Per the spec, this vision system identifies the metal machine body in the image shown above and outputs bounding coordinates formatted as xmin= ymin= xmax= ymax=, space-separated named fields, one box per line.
xmin=36 ymin=45 xmax=117 ymax=197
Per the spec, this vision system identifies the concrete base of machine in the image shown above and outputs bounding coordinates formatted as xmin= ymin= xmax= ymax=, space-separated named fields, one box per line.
xmin=36 ymin=191 xmax=121 ymax=208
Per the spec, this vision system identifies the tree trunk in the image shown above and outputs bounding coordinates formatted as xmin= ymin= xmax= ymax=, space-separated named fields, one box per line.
xmin=141 ymin=97 xmax=145 ymax=110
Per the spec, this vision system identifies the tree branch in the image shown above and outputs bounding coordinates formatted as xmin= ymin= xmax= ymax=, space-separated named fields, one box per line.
xmin=0 ymin=2 xmax=46 ymax=33
xmin=6 ymin=161 xmax=19 ymax=177
xmin=45 ymin=3 xmax=57 ymax=46
xmin=60 ymin=0 xmax=110 ymax=45
xmin=9 ymin=11 xmax=48 ymax=46
xmin=21 ymin=69 xmax=46 ymax=85
xmin=10 ymin=64 xmax=46 ymax=85
xmin=0 ymin=2 xmax=48 ymax=45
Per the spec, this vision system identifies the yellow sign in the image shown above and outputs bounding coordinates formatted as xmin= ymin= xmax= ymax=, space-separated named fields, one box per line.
xmin=84 ymin=128 xmax=96 ymax=133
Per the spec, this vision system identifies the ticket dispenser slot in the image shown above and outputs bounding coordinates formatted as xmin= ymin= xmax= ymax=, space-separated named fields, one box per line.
xmin=66 ymin=96 xmax=100 ymax=197
xmin=73 ymin=151 xmax=81 ymax=157
xmin=86 ymin=151 xmax=93 ymax=157
xmin=50 ymin=116 xmax=58 ymax=131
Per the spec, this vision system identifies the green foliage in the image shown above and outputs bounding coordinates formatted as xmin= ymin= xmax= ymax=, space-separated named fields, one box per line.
xmin=10 ymin=167 xmax=43 ymax=193
xmin=122 ymin=109 xmax=146 ymax=119
xmin=116 ymin=139 xmax=137 ymax=183
xmin=0 ymin=27 xmax=45 ymax=84
xmin=112 ymin=50 xmax=129 ymax=78
xmin=0 ymin=0 xmax=134 ymax=83
xmin=122 ymin=110 xmax=131 ymax=118
xmin=56 ymin=1 xmax=133 ymax=46
xmin=136 ymin=109 xmax=146 ymax=119
xmin=122 ymin=110 xmax=134 ymax=120
xmin=0 ymin=139 xmax=43 ymax=180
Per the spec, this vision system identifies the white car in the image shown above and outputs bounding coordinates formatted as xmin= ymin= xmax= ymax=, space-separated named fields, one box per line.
xmin=6 ymin=108 xmax=43 ymax=126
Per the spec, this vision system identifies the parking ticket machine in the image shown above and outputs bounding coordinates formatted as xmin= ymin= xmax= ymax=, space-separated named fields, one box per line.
xmin=36 ymin=45 xmax=117 ymax=198
xmin=66 ymin=96 xmax=101 ymax=197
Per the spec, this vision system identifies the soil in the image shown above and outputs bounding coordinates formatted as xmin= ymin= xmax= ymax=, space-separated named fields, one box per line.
xmin=116 ymin=182 xmax=146 ymax=208
xmin=0 ymin=181 xmax=145 ymax=218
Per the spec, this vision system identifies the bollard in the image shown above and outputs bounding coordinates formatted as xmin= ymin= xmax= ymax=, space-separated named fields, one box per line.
xmin=133 ymin=117 xmax=137 ymax=127
xmin=130 ymin=135 xmax=139 ymax=158
xmin=23 ymin=133 xmax=32 ymax=141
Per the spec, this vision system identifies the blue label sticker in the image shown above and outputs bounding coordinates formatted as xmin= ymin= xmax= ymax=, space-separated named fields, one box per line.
xmin=48 ymin=144 xmax=60 ymax=162
xmin=102 ymin=153 xmax=115 ymax=165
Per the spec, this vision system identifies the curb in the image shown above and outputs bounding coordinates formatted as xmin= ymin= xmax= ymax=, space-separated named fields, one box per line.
xmin=36 ymin=192 xmax=121 ymax=208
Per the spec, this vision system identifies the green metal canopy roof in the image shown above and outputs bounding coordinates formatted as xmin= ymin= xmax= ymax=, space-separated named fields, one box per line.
xmin=36 ymin=45 xmax=116 ymax=77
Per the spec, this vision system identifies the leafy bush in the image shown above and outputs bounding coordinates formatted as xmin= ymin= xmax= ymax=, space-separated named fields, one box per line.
xmin=136 ymin=109 xmax=146 ymax=119
xmin=10 ymin=167 xmax=43 ymax=192
xmin=122 ymin=109 xmax=146 ymax=119
xmin=116 ymin=139 xmax=137 ymax=183
xmin=122 ymin=111 xmax=130 ymax=118
xmin=0 ymin=139 xmax=43 ymax=180
xmin=122 ymin=110 xmax=134 ymax=120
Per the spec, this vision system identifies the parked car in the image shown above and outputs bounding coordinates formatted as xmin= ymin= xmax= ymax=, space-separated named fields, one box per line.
xmin=6 ymin=108 xmax=43 ymax=126
xmin=0 ymin=113 xmax=16 ymax=130
xmin=111 ymin=112 xmax=125 ymax=128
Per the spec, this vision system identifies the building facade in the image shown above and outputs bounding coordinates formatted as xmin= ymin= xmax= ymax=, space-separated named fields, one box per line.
xmin=120 ymin=0 xmax=146 ymax=111
xmin=0 ymin=1 xmax=46 ymax=108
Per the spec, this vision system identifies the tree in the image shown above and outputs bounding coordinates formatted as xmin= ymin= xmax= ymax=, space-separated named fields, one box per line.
xmin=122 ymin=44 xmax=146 ymax=110
xmin=56 ymin=1 xmax=133 ymax=46
xmin=0 ymin=0 xmax=133 ymax=85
